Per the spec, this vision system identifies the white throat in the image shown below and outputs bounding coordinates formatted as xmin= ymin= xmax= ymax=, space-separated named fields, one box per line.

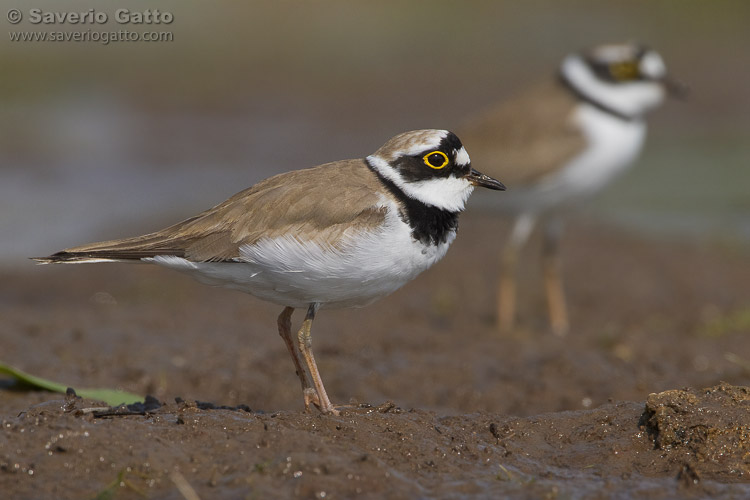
xmin=561 ymin=55 xmax=666 ymax=118
xmin=366 ymin=155 xmax=474 ymax=212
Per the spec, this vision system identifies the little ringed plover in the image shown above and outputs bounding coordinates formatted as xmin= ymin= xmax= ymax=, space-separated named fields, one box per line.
xmin=459 ymin=42 xmax=685 ymax=336
xmin=35 ymin=129 xmax=505 ymax=415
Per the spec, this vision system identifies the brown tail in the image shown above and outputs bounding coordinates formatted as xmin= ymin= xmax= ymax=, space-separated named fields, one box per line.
xmin=32 ymin=248 xmax=184 ymax=264
xmin=32 ymin=233 xmax=188 ymax=264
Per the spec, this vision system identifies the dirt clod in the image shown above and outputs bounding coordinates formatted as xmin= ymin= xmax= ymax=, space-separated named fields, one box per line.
xmin=642 ymin=384 xmax=750 ymax=481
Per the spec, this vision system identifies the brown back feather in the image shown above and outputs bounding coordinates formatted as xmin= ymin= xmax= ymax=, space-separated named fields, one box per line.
xmin=458 ymin=79 xmax=587 ymax=187
xmin=40 ymin=159 xmax=389 ymax=263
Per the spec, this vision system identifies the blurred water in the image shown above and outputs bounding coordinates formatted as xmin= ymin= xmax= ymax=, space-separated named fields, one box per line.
xmin=590 ymin=135 xmax=750 ymax=242
xmin=0 ymin=97 xmax=310 ymax=268
xmin=2 ymin=0 xmax=749 ymax=267
xmin=2 ymin=96 xmax=747 ymax=270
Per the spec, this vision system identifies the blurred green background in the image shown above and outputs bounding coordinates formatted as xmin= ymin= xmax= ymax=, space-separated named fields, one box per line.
xmin=1 ymin=0 xmax=748 ymax=266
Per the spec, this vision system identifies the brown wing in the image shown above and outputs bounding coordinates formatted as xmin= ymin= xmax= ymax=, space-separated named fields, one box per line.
xmin=36 ymin=159 xmax=388 ymax=263
xmin=457 ymin=79 xmax=587 ymax=187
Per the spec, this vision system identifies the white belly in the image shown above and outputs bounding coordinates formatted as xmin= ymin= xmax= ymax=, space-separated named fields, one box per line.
xmin=508 ymin=104 xmax=646 ymax=213
xmin=147 ymin=205 xmax=455 ymax=309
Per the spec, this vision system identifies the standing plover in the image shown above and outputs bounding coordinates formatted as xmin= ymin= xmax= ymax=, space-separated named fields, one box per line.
xmin=459 ymin=42 xmax=684 ymax=335
xmin=35 ymin=129 xmax=505 ymax=414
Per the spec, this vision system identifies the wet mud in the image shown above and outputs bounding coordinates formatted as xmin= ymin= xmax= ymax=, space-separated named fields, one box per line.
xmin=2 ymin=215 xmax=750 ymax=498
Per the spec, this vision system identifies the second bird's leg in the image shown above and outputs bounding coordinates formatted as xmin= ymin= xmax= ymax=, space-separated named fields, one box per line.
xmin=298 ymin=303 xmax=338 ymax=415
xmin=542 ymin=217 xmax=569 ymax=336
xmin=277 ymin=307 xmax=320 ymax=410
xmin=498 ymin=213 xmax=536 ymax=333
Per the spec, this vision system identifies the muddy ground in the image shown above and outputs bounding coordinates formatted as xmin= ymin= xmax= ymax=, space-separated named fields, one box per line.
xmin=2 ymin=214 xmax=750 ymax=499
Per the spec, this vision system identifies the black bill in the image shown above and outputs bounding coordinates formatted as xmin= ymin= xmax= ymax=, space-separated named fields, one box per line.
xmin=664 ymin=75 xmax=689 ymax=100
xmin=464 ymin=168 xmax=506 ymax=191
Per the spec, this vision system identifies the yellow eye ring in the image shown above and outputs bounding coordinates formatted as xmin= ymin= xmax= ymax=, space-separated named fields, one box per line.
xmin=423 ymin=150 xmax=449 ymax=169
xmin=610 ymin=61 xmax=639 ymax=81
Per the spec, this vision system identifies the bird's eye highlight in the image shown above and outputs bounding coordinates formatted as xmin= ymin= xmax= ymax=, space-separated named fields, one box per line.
xmin=423 ymin=151 xmax=449 ymax=169
xmin=610 ymin=61 xmax=639 ymax=81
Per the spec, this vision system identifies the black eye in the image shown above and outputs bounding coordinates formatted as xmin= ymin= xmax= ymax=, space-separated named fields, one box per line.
xmin=423 ymin=151 xmax=449 ymax=169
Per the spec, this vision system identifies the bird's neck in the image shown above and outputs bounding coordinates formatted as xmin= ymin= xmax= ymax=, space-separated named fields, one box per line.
xmin=365 ymin=157 xmax=461 ymax=246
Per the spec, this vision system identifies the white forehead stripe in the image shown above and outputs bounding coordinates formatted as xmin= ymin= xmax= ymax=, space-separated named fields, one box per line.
xmin=454 ymin=147 xmax=470 ymax=167
xmin=592 ymin=44 xmax=634 ymax=62
xmin=398 ymin=130 xmax=449 ymax=157
xmin=639 ymin=51 xmax=666 ymax=79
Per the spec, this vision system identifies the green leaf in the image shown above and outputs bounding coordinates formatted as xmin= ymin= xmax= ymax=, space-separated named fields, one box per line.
xmin=0 ymin=361 xmax=143 ymax=406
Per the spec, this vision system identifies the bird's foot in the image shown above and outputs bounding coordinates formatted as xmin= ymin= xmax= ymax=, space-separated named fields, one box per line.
xmin=550 ymin=316 xmax=569 ymax=337
xmin=551 ymin=323 xmax=569 ymax=337
xmin=303 ymin=388 xmax=340 ymax=416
